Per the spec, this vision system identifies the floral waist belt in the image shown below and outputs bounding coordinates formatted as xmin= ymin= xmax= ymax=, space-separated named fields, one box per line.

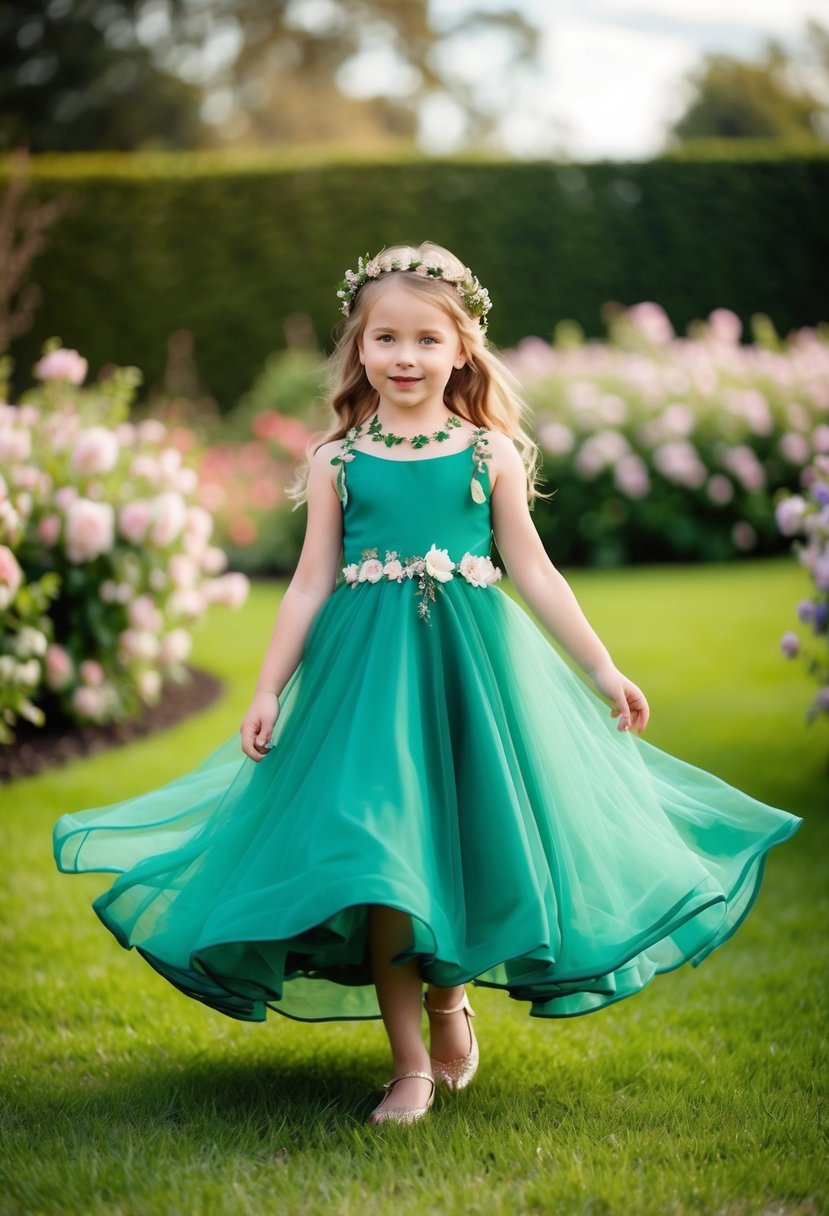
xmin=342 ymin=544 xmax=502 ymax=622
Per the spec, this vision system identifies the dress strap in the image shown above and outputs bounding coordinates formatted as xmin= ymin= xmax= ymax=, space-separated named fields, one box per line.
xmin=468 ymin=427 xmax=492 ymax=504
xmin=329 ymin=424 xmax=363 ymax=506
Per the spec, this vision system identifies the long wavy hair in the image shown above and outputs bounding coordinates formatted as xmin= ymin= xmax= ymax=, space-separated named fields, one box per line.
xmin=287 ymin=241 xmax=548 ymax=507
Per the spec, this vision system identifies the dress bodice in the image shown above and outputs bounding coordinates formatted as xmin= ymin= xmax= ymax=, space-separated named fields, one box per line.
xmin=340 ymin=444 xmax=494 ymax=567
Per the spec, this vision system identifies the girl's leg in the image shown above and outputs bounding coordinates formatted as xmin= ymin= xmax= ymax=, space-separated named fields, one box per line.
xmin=425 ymin=982 xmax=475 ymax=1063
xmin=367 ymin=905 xmax=433 ymax=1112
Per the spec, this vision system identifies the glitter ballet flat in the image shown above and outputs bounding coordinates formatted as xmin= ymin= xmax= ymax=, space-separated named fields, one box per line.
xmin=367 ymin=1069 xmax=436 ymax=1125
xmin=423 ymin=989 xmax=479 ymax=1091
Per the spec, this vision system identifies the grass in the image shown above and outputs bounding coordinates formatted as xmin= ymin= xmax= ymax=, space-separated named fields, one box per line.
xmin=1 ymin=558 xmax=826 ymax=1216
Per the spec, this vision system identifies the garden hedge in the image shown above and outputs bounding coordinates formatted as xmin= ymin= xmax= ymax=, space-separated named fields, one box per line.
xmin=3 ymin=142 xmax=829 ymax=408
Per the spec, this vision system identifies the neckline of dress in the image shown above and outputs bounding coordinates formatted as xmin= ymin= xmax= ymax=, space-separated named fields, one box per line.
xmin=354 ymin=445 xmax=473 ymax=465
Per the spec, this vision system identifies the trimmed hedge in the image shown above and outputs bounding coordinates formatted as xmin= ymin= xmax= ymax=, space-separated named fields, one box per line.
xmin=4 ymin=144 xmax=829 ymax=407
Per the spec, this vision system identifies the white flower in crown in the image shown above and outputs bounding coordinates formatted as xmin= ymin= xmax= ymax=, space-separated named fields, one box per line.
xmin=365 ymin=258 xmax=383 ymax=278
xmin=359 ymin=557 xmax=384 ymax=583
xmin=384 ymin=557 xmax=404 ymax=581
xmin=460 ymin=553 xmax=502 ymax=587
xmin=343 ymin=563 xmax=360 ymax=585
xmin=424 ymin=544 xmax=455 ymax=582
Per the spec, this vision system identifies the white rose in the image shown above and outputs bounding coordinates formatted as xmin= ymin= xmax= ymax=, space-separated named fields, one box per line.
xmin=424 ymin=545 xmax=455 ymax=582
xmin=15 ymin=626 xmax=48 ymax=658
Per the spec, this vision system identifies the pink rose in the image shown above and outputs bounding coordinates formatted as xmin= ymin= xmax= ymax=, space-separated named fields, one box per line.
xmin=169 ymin=553 xmax=198 ymax=589
xmin=118 ymin=500 xmax=152 ymax=545
xmin=71 ymin=685 xmax=107 ymax=721
xmin=201 ymin=546 xmax=228 ymax=575
xmin=38 ymin=514 xmax=61 ymax=546
xmin=159 ymin=628 xmax=192 ymax=666
xmin=45 ymin=644 xmax=73 ymax=691
xmin=150 ymin=492 xmax=187 ymax=547
xmin=168 ymin=588 xmax=206 ymax=619
xmin=127 ymin=594 xmax=163 ymax=632
xmin=64 ymin=498 xmax=114 ymax=563
xmin=79 ymin=659 xmax=105 ymax=687
xmin=72 ymin=427 xmax=120 ymax=476
xmin=138 ymin=419 xmax=166 ymax=445
xmin=204 ymin=572 xmax=249 ymax=609
xmin=136 ymin=669 xmax=162 ymax=704
xmin=35 ymin=348 xmax=88 ymax=385
xmin=117 ymin=629 xmax=160 ymax=662
xmin=0 ymin=544 xmax=23 ymax=609
xmin=708 ymin=308 xmax=742 ymax=344
xmin=0 ymin=427 xmax=32 ymax=463
xmin=54 ymin=485 xmax=78 ymax=512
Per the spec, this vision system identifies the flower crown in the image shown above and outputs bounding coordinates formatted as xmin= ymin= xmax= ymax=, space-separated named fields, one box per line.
xmin=336 ymin=251 xmax=492 ymax=331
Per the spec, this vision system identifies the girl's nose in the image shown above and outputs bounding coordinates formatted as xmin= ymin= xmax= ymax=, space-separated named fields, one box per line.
xmin=395 ymin=347 xmax=416 ymax=367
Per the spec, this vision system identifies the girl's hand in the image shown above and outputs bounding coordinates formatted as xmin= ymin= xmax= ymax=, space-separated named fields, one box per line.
xmin=589 ymin=663 xmax=650 ymax=734
xmin=240 ymin=692 xmax=280 ymax=761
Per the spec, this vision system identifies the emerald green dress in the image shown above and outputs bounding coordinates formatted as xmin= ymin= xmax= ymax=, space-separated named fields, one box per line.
xmin=53 ymin=433 xmax=802 ymax=1023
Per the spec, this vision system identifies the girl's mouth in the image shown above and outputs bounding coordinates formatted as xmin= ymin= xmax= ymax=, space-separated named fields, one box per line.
xmin=389 ymin=376 xmax=422 ymax=385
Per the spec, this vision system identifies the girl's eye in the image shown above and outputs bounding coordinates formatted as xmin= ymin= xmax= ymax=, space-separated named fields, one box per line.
xmin=420 ymin=336 xmax=438 ymax=345
xmin=377 ymin=334 xmax=393 ymax=343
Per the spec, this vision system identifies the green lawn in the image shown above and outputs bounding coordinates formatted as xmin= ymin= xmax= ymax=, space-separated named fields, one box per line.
xmin=1 ymin=559 xmax=826 ymax=1216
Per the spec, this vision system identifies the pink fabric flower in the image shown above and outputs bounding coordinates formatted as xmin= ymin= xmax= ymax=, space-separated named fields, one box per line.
xmin=459 ymin=553 xmax=502 ymax=587
xmin=359 ymin=558 xmax=385 ymax=584
xmin=384 ymin=558 xmax=404 ymax=581
xmin=343 ymin=563 xmax=360 ymax=585
xmin=64 ymin=498 xmax=115 ymax=564
xmin=35 ymin=348 xmax=88 ymax=385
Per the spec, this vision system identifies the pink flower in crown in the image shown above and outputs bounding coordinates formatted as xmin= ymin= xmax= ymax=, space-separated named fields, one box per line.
xmin=365 ymin=258 xmax=383 ymax=278
xmin=424 ymin=545 xmax=454 ymax=582
xmin=34 ymin=348 xmax=88 ymax=385
xmin=343 ymin=563 xmax=360 ymax=585
xmin=65 ymin=498 xmax=114 ymax=563
xmin=384 ymin=558 xmax=404 ymax=582
xmin=359 ymin=558 xmax=384 ymax=583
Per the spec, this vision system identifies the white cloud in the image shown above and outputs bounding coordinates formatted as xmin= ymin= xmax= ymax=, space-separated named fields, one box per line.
xmin=500 ymin=18 xmax=699 ymax=160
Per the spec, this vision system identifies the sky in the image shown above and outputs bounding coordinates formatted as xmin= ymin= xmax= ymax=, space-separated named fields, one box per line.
xmin=410 ymin=0 xmax=829 ymax=159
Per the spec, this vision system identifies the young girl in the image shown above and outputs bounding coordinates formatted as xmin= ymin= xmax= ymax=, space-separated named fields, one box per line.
xmin=54 ymin=241 xmax=802 ymax=1127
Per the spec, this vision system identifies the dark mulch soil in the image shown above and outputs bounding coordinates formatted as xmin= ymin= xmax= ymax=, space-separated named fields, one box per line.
xmin=1 ymin=666 xmax=224 ymax=785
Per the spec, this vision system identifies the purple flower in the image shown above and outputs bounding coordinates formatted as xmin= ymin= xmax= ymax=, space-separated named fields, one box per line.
xmin=812 ymin=601 xmax=828 ymax=633
xmin=796 ymin=599 xmax=814 ymax=623
xmin=813 ymin=686 xmax=829 ymax=714
xmin=814 ymin=483 xmax=829 ymax=507
xmin=779 ymin=631 xmax=800 ymax=658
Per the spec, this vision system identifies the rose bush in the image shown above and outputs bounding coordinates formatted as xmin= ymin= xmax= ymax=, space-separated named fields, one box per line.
xmin=508 ymin=306 xmax=829 ymax=566
xmin=0 ymin=345 xmax=249 ymax=743
xmin=775 ymin=455 xmax=829 ymax=724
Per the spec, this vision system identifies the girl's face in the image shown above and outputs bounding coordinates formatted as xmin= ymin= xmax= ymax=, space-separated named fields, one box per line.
xmin=357 ymin=279 xmax=466 ymax=415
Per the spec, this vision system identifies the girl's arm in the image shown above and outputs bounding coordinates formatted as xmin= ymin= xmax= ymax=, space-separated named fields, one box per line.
xmin=489 ymin=435 xmax=649 ymax=734
xmin=240 ymin=444 xmax=344 ymax=760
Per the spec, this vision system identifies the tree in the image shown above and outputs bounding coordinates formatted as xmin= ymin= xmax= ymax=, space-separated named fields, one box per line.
xmin=0 ymin=0 xmax=541 ymax=154
xmin=668 ymin=23 xmax=829 ymax=144
xmin=0 ymin=0 xmax=204 ymax=153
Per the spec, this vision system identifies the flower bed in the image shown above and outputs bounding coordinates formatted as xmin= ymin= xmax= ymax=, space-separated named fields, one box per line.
xmin=510 ymin=306 xmax=829 ymax=567
xmin=0 ymin=347 xmax=249 ymax=744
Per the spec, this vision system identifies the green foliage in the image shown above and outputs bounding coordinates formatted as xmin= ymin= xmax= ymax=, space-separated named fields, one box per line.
xmin=3 ymin=148 xmax=829 ymax=408
xmin=1 ymin=565 xmax=826 ymax=1214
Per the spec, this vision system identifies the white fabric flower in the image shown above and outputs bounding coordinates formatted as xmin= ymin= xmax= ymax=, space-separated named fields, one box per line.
xmin=343 ymin=563 xmax=360 ymax=585
xmin=424 ymin=545 xmax=455 ymax=582
xmin=384 ymin=558 xmax=404 ymax=581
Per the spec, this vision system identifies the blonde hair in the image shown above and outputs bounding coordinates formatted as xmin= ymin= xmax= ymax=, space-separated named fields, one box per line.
xmin=287 ymin=241 xmax=548 ymax=507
